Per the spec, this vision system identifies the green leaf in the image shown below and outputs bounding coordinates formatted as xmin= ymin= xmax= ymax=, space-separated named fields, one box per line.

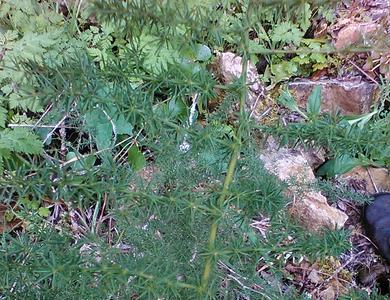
xmin=344 ymin=109 xmax=378 ymax=129
xmin=178 ymin=58 xmax=202 ymax=75
xmin=66 ymin=151 xmax=96 ymax=171
xmin=181 ymin=43 xmax=211 ymax=62
xmin=278 ymin=90 xmax=297 ymax=111
xmin=114 ymin=114 xmax=133 ymax=135
xmin=137 ymin=34 xmax=181 ymax=74
xmin=194 ymin=44 xmax=211 ymax=61
xmin=0 ymin=106 xmax=7 ymax=128
xmin=270 ymin=61 xmax=298 ymax=83
xmin=168 ymin=98 xmax=188 ymax=118
xmin=38 ymin=207 xmax=50 ymax=217
xmin=85 ymin=108 xmax=133 ymax=150
xmin=4 ymin=210 xmax=14 ymax=222
xmin=297 ymin=3 xmax=312 ymax=32
xmin=128 ymin=145 xmax=146 ymax=172
xmin=0 ymin=128 xmax=42 ymax=154
xmin=87 ymin=47 xmax=102 ymax=59
xmin=95 ymin=123 xmax=112 ymax=150
xmin=277 ymin=90 xmax=308 ymax=119
xmin=307 ymin=85 xmax=321 ymax=116
xmin=271 ymin=21 xmax=304 ymax=46
xmin=248 ymin=40 xmax=268 ymax=54
xmin=317 ymin=155 xmax=362 ymax=177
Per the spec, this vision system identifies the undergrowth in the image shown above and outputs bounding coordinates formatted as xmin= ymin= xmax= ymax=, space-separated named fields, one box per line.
xmin=266 ymin=84 xmax=390 ymax=176
xmin=0 ymin=0 xmax=385 ymax=299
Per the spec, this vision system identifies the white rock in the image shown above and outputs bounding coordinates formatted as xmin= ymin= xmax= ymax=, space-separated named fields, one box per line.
xmin=216 ymin=52 xmax=266 ymax=122
xmin=259 ymin=141 xmax=348 ymax=232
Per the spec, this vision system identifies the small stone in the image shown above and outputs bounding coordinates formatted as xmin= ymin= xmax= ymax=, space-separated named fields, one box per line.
xmin=337 ymin=201 xmax=347 ymax=211
xmin=307 ymin=269 xmax=322 ymax=284
xmin=319 ymin=286 xmax=336 ymax=300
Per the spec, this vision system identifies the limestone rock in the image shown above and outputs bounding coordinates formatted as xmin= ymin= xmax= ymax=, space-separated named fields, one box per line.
xmin=216 ymin=51 xmax=266 ymax=122
xmin=288 ymin=79 xmax=379 ymax=115
xmin=265 ymin=137 xmax=326 ymax=170
xmin=259 ymin=143 xmax=348 ymax=232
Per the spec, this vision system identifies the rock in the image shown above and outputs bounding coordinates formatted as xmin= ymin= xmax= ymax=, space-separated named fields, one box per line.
xmin=308 ymin=269 xmax=322 ymax=284
xmin=288 ymin=79 xmax=379 ymax=115
xmin=368 ymin=0 xmax=390 ymax=26
xmin=319 ymin=286 xmax=336 ymax=300
xmin=260 ymin=141 xmax=348 ymax=232
xmin=299 ymin=146 xmax=326 ymax=170
xmin=339 ymin=166 xmax=390 ymax=194
xmin=289 ymin=189 xmax=348 ymax=232
xmin=215 ymin=51 xmax=266 ymax=122
xmin=266 ymin=137 xmax=326 ymax=170
xmin=328 ymin=1 xmax=390 ymax=78
xmin=333 ymin=22 xmax=382 ymax=50
xmin=330 ymin=0 xmax=390 ymax=48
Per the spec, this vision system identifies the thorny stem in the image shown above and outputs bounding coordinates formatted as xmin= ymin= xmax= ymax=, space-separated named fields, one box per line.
xmin=200 ymin=33 xmax=249 ymax=296
xmin=200 ymin=144 xmax=240 ymax=293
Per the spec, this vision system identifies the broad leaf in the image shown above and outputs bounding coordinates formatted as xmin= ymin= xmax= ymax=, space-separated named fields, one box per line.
xmin=85 ymin=108 xmax=133 ymax=151
xmin=307 ymin=85 xmax=321 ymax=116
xmin=38 ymin=207 xmax=50 ymax=217
xmin=66 ymin=151 xmax=96 ymax=171
xmin=317 ymin=155 xmax=362 ymax=177
xmin=277 ymin=90 xmax=308 ymax=119
xmin=114 ymin=114 xmax=133 ymax=135
xmin=168 ymin=98 xmax=188 ymax=118
xmin=128 ymin=145 xmax=146 ymax=172
xmin=194 ymin=44 xmax=212 ymax=61
xmin=95 ymin=123 xmax=112 ymax=150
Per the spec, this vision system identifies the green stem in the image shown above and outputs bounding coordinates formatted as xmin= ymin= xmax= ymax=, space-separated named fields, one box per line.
xmin=200 ymin=32 xmax=249 ymax=296
xmin=200 ymin=144 xmax=239 ymax=292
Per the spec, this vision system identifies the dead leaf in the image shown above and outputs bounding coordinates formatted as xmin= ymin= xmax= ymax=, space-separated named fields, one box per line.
xmin=340 ymin=166 xmax=390 ymax=193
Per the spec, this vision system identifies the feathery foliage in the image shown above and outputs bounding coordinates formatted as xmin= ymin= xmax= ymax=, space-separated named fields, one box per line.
xmin=0 ymin=0 xmax=368 ymax=299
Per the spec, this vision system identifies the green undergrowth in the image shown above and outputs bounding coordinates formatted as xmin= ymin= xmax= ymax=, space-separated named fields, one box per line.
xmin=266 ymin=84 xmax=390 ymax=177
xmin=0 ymin=0 xmax=384 ymax=299
xmin=0 ymin=143 xmax=351 ymax=299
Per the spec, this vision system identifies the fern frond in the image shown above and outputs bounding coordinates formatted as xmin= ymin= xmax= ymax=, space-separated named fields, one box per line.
xmin=0 ymin=128 xmax=42 ymax=154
